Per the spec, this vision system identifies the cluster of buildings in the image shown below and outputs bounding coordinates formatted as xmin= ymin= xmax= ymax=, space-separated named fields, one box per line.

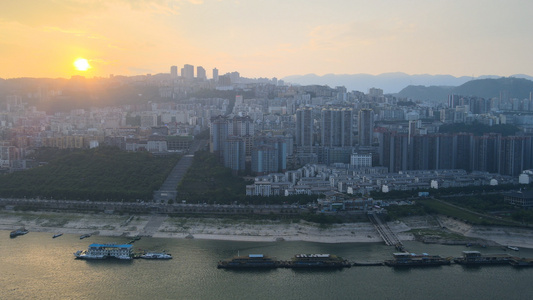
xmin=210 ymin=88 xmax=533 ymax=180
xmin=2 ymin=64 xmax=533 ymax=201
xmin=245 ymin=161 xmax=515 ymax=197
xmin=0 ymin=88 xmax=231 ymax=171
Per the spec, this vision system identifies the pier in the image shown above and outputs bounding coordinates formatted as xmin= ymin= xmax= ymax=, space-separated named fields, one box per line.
xmin=368 ymin=212 xmax=405 ymax=251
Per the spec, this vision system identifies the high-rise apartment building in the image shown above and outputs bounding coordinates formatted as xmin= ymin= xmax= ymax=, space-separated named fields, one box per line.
xmin=499 ymin=136 xmax=531 ymax=176
xmin=182 ymin=64 xmax=194 ymax=79
xmin=368 ymin=88 xmax=383 ymax=97
xmin=228 ymin=115 xmax=254 ymax=137
xmin=253 ymin=136 xmax=288 ymax=174
xmin=210 ymin=115 xmax=228 ymax=159
xmin=358 ymin=108 xmax=374 ymax=147
xmin=454 ymin=133 xmax=474 ymax=171
xmin=170 ymin=66 xmax=178 ymax=78
xmin=472 ymin=133 xmax=500 ymax=174
xmin=197 ymin=66 xmax=206 ymax=80
xmin=321 ymin=108 xmax=353 ymax=147
xmin=224 ymin=136 xmax=245 ymax=173
xmin=251 ymin=145 xmax=279 ymax=176
xmin=296 ymin=108 xmax=313 ymax=147
xmin=213 ymin=68 xmax=219 ymax=82
xmin=379 ymin=131 xmax=409 ymax=173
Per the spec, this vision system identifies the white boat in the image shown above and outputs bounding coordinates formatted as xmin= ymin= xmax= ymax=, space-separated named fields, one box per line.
xmin=507 ymin=246 xmax=519 ymax=251
xmin=140 ymin=252 xmax=172 ymax=259
xmin=74 ymin=243 xmax=133 ymax=260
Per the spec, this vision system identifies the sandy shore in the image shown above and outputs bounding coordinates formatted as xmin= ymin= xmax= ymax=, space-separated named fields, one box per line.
xmin=2 ymin=210 xmax=533 ymax=248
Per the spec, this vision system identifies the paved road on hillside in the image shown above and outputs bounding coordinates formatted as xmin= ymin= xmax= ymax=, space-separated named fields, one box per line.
xmin=153 ymin=139 xmax=207 ymax=203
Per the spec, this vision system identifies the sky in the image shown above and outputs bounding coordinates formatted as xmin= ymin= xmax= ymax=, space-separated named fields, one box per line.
xmin=1 ymin=0 xmax=533 ymax=79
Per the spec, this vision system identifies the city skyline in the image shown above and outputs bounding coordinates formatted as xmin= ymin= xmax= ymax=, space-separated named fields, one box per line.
xmin=2 ymin=0 xmax=533 ymax=79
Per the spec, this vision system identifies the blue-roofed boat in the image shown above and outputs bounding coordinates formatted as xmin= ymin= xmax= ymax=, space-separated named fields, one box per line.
xmin=74 ymin=243 xmax=133 ymax=260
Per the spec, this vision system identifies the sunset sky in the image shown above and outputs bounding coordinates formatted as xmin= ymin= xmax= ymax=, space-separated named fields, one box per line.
xmin=1 ymin=0 xmax=532 ymax=79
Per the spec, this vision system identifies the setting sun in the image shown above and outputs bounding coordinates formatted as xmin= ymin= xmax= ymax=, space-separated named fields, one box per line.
xmin=73 ymin=58 xmax=91 ymax=71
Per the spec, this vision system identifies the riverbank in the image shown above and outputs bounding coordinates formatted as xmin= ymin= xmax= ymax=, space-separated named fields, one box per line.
xmin=2 ymin=210 xmax=533 ymax=248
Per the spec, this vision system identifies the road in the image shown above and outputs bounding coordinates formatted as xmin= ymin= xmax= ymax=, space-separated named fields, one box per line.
xmin=153 ymin=139 xmax=208 ymax=203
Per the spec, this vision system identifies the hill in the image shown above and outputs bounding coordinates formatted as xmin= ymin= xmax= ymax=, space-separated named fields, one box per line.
xmin=453 ymin=77 xmax=533 ymax=99
xmin=397 ymin=77 xmax=533 ymax=102
xmin=395 ymin=85 xmax=454 ymax=102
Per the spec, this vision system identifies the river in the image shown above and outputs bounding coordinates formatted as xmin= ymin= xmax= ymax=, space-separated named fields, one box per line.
xmin=2 ymin=231 xmax=533 ymax=300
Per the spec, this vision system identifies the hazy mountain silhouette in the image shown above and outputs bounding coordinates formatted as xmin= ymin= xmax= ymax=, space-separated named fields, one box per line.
xmin=397 ymin=77 xmax=533 ymax=102
xmin=282 ymin=73 xmax=533 ymax=95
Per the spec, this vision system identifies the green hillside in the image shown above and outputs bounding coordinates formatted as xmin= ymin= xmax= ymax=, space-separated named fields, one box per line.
xmin=0 ymin=147 xmax=181 ymax=201
xmin=397 ymin=77 xmax=533 ymax=102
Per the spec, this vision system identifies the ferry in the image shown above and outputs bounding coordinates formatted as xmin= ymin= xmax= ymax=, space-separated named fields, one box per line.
xmin=454 ymin=251 xmax=512 ymax=265
xmin=74 ymin=243 xmax=133 ymax=260
xmin=53 ymin=233 xmax=63 ymax=238
xmin=217 ymin=254 xmax=279 ymax=269
xmin=140 ymin=252 xmax=172 ymax=259
xmin=285 ymin=254 xmax=351 ymax=268
xmin=10 ymin=228 xmax=29 ymax=238
xmin=384 ymin=253 xmax=451 ymax=267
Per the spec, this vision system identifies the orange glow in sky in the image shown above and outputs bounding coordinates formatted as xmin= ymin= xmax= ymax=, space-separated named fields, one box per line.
xmin=1 ymin=1 xmax=533 ymax=79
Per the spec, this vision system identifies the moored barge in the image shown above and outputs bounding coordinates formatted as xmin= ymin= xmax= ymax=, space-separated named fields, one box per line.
xmin=285 ymin=254 xmax=351 ymax=269
xmin=509 ymin=257 xmax=533 ymax=267
xmin=385 ymin=253 xmax=451 ymax=267
xmin=217 ymin=254 xmax=280 ymax=269
xmin=454 ymin=251 xmax=512 ymax=265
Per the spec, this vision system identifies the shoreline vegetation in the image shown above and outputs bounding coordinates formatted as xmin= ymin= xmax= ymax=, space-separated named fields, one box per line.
xmin=2 ymin=210 xmax=533 ymax=249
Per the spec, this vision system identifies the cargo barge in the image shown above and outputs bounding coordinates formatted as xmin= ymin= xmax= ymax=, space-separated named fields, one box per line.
xmin=217 ymin=254 xmax=280 ymax=269
xmin=509 ymin=257 xmax=533 ymax=267
xmin=385 ymin=253 xmax=451 ymax=267
xmin=454 ymin=251 xmax=512 ymax=265
xmin=284 ymin=254 xmax=351 ymax=269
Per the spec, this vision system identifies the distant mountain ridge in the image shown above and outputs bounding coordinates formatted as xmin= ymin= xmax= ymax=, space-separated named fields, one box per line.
xmin=397 ymin=77 xmax=533 ymax=102
xmin=282 ymin=73 xmax=533 ymax=95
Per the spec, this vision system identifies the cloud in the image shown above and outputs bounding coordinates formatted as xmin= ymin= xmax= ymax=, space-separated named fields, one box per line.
xmin=89 ymin=58 xmax=113 ymax=65
xmin=41 ymin=26 xmax=107 ymax=39
xmin=307 ymin=19 xmax=415 ymax=51
xmin=128 ymin=66 xmax=154 ymax=74
xmin=127 ymin=0 xmax=182 ymax=15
